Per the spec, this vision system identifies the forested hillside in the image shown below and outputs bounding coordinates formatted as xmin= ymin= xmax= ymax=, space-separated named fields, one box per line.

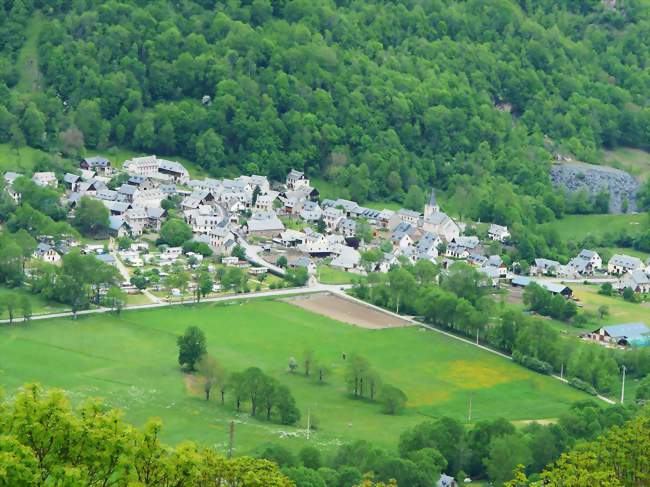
xmin=1 ymin=0 xmax=650 ymax=226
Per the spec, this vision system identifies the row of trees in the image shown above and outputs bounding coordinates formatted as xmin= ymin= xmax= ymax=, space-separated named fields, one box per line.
xmin=351 ymin=262 xmax=644 ymax=396
xmin=177 ymin=326 xmax=301 ymax=426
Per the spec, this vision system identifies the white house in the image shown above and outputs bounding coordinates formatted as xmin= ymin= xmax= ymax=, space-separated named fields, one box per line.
xmin=286 ymin=169 xmax=310 ymax=190
xmin=487 ymin=224 xmax=510 ymax=242
xmin=32 ymin=172 xmax=57 ymax=188
xmin=608 ymin=254 xmax=644 ymax=275
xmin=33 ymin=243 xmax=61 ymax=263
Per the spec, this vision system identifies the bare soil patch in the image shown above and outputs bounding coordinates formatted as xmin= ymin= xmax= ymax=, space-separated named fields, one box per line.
xmin=284 ymin=293 xmax=411 ymax=329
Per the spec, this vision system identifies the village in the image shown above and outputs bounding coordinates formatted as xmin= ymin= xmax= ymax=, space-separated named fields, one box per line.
xmin=4 ymin=154 xmax=650 ymax=347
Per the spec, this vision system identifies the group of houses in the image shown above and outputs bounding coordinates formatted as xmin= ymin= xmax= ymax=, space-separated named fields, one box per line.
xmin=532 ymin=249 xmax=650 ymax=295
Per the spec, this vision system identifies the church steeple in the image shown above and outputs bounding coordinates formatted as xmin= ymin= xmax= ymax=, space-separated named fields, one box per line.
xmin=424 ymin=189 xmax=439 ymax=218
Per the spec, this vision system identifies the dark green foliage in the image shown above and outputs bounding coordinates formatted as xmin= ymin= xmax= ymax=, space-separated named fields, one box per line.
xmin=512 ymin=352 xmax=554 ymax=375
xmin=176 ymin=326 xmax=207 ymax=371
xmin=568 ymin=377 xmax=598 ymax=396
xmin=73 ymin=196 xmax=110 ymax=236
xmin=159 ymin=219 xmax=192 ymax=247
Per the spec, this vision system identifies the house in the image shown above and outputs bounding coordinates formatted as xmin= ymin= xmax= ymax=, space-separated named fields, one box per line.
xmin=422 ymin=211 xmax=460 ymax=242
xmin=377 ymin=209 xmax=394 ymax=229
xmin=469 ymin=253 xmax=488 ymax=267
xmin=63 ymin=173 xmax=81 ymax=191
xmin=32 ymin=172 xmax=57 ymax=188
xmin=479 ymin=266 xmax=502 ymax=287
xmin=322 ymin=207 xmax=344 ymax=231
xmin=416 ymin=232 xmax=441 ymax=260
xmin=487 ymin=223 xmax=510 ymax=242
xmin=300 ymin=201 xmax=322 ymax=222
xmin=437 ymin=473 xmax=457 ymax=487
xmin=123 ymin=155 xmax=160 ymax=178
xmin=108 ymin=216 xmax=132 ymax=238
xmin=395 ymin=208 xmax=420 ymax=226
xmin=616 ymin=270 xmax=650 ymax=294
xmin=80 ymin=156 xmax=111 ymax=174
xmin=452 ymin=235 xmax=480 ymax=251
xmin=330 ymin=246 xmax=361 ymax=272
xmin=445 ymin=243 xmax=469 ymax=260
xmin=289 ymin=256 xmax=317 ymax=275
xmin=568 ymin=249 xmax=602 ymax=275
xmin=157 ymin=159 xmax=189 ymax=184
xmin=4 ymin=171 xmax=22 ymax=186
xmin=338 ymin=218 xmax=357 ymax=238
xmin=532 ymin=258 xmax=561 ymax=276
xmin=222 ymin=256 xmax=239 ymax=266
xmin=246 ymin=211 xmax=285 ymax=236
xmin=286 ymin=169 xmax=310 ymax=190
xmin=608 ymin=254 xmax=644 ymax=275
xmin=586 ymin=323 xmax=650 ymax=347
xmin=33 ymin=243 xmax=61 ymax=263
xmin=253 ymin=191 xmax=279 ymax=212
xmin=511 ymin=276 xmax=573 ymax=298
xmin=391 ymin=222 xmax=415 ymax=249
xmin=277 ymin=229 xmax=306 ymax=247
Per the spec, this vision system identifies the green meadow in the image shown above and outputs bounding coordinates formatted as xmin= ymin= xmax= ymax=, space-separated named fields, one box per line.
xmin=541 ymin=213 xmax=647 ymax=242
xmin=0 ymin=298 xmax=589 ymax=455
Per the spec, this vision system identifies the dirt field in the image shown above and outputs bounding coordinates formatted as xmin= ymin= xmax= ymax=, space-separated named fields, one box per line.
xmin=284 ymin=293 xmax=412 ymax=329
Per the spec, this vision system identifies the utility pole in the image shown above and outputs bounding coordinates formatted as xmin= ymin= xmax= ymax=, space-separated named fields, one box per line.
xmin=476 ymin=329 xmax=479 ymax=345
xmin=227 ymin=421 xmax=235 ymax=459
xmin=306 ymin=408 xmax=311 ymax=440
xmin=621 ymin=365 xmax=627 ymax=404
xmin=560 ymin=362 xmax=564 ymax=380
xmin=468 ymin=393 xmax=473 ymax=422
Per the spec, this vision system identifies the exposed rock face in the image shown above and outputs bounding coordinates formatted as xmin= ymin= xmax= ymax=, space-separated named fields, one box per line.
xmin=550 ymin=162 xmax=639 ymax=214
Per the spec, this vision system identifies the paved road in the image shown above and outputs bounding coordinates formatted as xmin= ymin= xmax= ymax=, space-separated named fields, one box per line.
xmin=109 ymin=245 xmax=160 ymax=304
xmin=0 ymin=283 xmax=351 ymax=324
xmin=235 ymin=232 xmax=287 ymax=276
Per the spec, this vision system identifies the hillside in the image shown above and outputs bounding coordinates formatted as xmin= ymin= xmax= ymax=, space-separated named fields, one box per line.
xmin=1 ymin=1 xmax=650 ymax=227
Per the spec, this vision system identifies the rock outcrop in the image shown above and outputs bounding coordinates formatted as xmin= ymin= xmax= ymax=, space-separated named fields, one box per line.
xmin=550 ymin=162 xmax=639 ymax=214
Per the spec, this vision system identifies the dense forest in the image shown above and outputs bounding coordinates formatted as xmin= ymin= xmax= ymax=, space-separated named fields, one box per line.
xmin=2 ymin=0 xmax=650 ymax=228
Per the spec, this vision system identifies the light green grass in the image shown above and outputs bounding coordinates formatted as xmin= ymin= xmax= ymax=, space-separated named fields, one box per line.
xmin=598 ymin=246 xmax=650 ymax=261
xmin=364 ymin=200 xmax=402 ymax=211
xmin=0 ymin=299 xmax=589 ymax=455
xmin=0 ymin=143 xmax=53 ymax=174
xmin=15 ymin=11 xmax=44 ymax=93
xmin=316 ymin=265 xmax=359 ymax=285
xmin=571 ymin=284 xmax=649 ymax=326
xmin=604 ymin=147 xmax=650 ymax=182
xmin=542 ymin=214 xmax=647 ymax=242
xmin=0 ymin=286 xmax=68 ymax=319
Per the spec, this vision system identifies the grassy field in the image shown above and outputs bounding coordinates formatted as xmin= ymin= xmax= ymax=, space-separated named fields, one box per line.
xmin=317 ymin=265 xmax=360 ymax=285
xmin=0 ymin=286 xmax=68 ymax=319
xmin=572 ymin=284 xmax=649 ymax=326
xmin=604 ymin=147 xmax=650 ymax=182
xmin=15 ymin=11 xmax=44 ymax=93
xmin=541 ymin=213 xmax=647 ymax=242
xmin=0 ymin=299 xmax=589 ymax=455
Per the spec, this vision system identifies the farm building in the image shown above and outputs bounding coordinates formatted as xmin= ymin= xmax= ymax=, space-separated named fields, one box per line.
xmin=585 ymin=323 xmax=650 ymax=347
xmin=511 ymin=276 xmax=573 ymax=298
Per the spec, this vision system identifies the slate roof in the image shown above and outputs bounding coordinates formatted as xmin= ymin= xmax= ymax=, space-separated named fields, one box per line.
xmin=602 ymin=323 xmax=649 ymax=341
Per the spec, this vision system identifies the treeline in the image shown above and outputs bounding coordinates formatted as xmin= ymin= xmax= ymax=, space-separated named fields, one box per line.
xmin=260 ymin=400 xmax=639 ymax=487
xmin=2 ymin=1 xmax=650 ymax=227
xmin=0 ymin=384 xmax=294 ymax=486
xmin=508 ymin=413 xmax=650 ymax=486
xmin=351 ymin=262 xmax=650 ymax=396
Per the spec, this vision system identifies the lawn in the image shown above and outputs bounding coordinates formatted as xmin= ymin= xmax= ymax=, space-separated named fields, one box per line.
xmin=0 ymin=299 xmax=589 ymax=456
xmin=541 ymin=214 xmax=647 ymax=242
xmin=604 ymin=147 xmax=650 ymax=182
xmin=85 ymin=147 xmax=206 ymax=179
xmin=317 ymin=265 xmax=360 ymax=285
